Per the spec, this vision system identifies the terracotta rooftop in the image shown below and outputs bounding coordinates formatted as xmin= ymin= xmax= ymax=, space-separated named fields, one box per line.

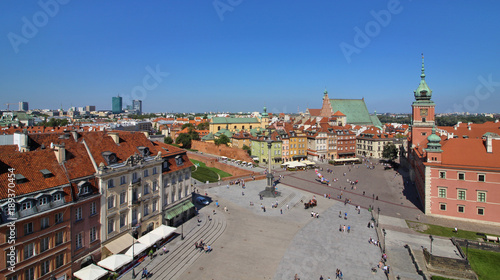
xmin=0 ymin=149 xmax=72 ymax=200
xmin=436 ymin=138 xmax=500 ymax=170
xmin=439 ymin=121 xmax=500 ymax=139
xmin=307 ymin=109 xmax=321 ymax=116
xmin=29 ymin=132 xmax=96 ymax=179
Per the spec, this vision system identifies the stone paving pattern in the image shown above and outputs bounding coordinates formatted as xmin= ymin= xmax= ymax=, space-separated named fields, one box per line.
xmin=118 ymin=155 xmax=500 ymax=280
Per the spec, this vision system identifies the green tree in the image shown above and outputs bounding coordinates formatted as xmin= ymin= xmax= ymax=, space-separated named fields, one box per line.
xmin=182 ymin=123 xmax=194 ymax=130
xmin=215 ymin=134 xmax=230 ymax=146
xmin=175 ymin=133 xmax=192 ymax=149
xmin=188 ymin=128 xmax=200 ymax=141
xmin=242 ymin=144 xmax=251 ymax=155
xmin=196 ymin=122 xmax=209 ymax=130
xmin=164 ymin=136 xmax=173 ymax=144
xmin=382 ymin=142 xmax=398 ymax=161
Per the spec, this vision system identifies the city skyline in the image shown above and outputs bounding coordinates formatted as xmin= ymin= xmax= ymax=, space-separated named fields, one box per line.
xmin=1 ymin=1 xmax=500 ymax=114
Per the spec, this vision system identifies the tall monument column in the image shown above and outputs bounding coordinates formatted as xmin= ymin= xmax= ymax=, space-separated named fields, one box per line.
xmin=259 ymin=127 xmax=280 ymax=198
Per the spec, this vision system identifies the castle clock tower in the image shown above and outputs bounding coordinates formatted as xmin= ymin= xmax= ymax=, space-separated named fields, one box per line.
xmin=410 ymin=54 xmax=435 ymax=148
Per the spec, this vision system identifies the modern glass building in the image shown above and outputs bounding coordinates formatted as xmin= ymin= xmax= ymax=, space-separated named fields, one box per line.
xmin=112 ymin=96 xmax=122 ymax=114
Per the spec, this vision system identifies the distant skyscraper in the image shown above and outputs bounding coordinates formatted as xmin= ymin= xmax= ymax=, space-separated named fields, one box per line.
xmin=85 ymin=105 xmax=96 ymax=112
xmin=112 ymin=96 xmax=122 ymax=114
xmin=19 ymin=101 xmax=28 ymax=111
xmin=133 ymin=100 xmax=142 ymax=114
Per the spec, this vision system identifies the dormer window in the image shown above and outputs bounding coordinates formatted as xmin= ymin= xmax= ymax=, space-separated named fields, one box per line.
xmin=137 ymin=146 xmax=151 ymax=157
xmin=40 ymin=169 xmax=53 ymax=178
xmin=15 ymin=174 xmax=27 ymax=184
xmin=162 ymin=160 xmax=169 ymax=171
xmin=175 ymin=155 xmax=183 ymax=166
xmin=102 ymin=151 xmax=118 ymax=165
xmin=21 ymin=201 xmax=32 ymax=210
xmin=53 ymin=193 xmax=62 ymax=202
xmin=78 ymin=181 xmax=91 ymax=196
xmin=39 ymin=197 xmax=49 ymax=206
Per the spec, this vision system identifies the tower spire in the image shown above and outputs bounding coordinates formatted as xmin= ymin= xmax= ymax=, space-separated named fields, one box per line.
xmin=414 ymin=53 xmax=432 ymax=101
xmin=421 ymin=53 xmax=425 ymax=79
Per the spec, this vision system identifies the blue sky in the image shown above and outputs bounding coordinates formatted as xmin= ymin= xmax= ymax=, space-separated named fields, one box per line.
xmin=1 ymin=0 xmax=500 ymax=114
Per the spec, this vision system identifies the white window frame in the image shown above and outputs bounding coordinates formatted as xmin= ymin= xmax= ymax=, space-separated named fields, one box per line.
xmin=75 ymin=207 xmax=82 ymax=221
xmin=75 ymin=232 xmax=83 ymax=249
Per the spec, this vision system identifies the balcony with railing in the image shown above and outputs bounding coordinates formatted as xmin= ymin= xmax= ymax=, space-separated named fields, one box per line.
xmin=131 ymin=177 xmax=141 ymax=185
xmin=132 ymin=195 xmax=141 ymax=205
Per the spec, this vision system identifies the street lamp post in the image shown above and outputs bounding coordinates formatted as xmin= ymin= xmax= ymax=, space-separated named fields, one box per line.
xmin=377 ymin=207 xmax=380 ymax=227
xmin=131 ymin=229 xmax=136 ymax=279
xmin=382 ymin=228 xmax=387 ymax=253
xmin=429 ymin=235 xmax=434 ymax=254
xmin=181 ymin=220 xmax=184 ymax=240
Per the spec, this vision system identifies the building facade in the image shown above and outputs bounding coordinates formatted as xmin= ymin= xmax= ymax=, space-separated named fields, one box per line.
xmin=133 ymin=100 xmax=142 ymax=115
xmin=407 ymin=57 xmax=500 ymax=225
xmin=112 ymin=96 xmax=122 ymax=114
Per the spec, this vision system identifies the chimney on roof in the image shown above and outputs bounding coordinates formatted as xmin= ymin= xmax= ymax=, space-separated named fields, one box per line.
xmin=54 ymin=143 xmax=66 ymax=163
xmin=468 ymin=126 xmax=471 ymax=130
xmin=108 ymin=132 xmax=119 ymax=144
xmin=71 ymin=131 xmax=78 ymax=141
xmin=486 ymin=135 xmax=493 ymax=153
xmin=13 ymin=132 xmax=29 ymax=152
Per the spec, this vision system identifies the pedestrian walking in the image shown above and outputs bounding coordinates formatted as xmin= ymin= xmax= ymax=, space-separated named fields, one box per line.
xmin=280 ymin=208 xmax=283 ymax=214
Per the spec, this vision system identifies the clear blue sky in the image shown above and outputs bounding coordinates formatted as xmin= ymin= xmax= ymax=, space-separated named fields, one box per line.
xmin=1 ymin=0 xmax=500 ymax=114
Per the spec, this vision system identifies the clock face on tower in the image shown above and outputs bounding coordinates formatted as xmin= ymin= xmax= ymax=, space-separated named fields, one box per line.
xmin=420 ymin=108 xmax=428 ymax=116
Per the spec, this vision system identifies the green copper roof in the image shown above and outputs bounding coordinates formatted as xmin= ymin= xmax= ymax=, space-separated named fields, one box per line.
xmin=201 ymin=132 xmax=215 ymax=141
xmin=214 ymin=129 xmax=233 ymax=138
xmin=211 ymin=117 xmax=259 ymax=124
xmin=329 ymin=98 xmax=380 ymax=125
xmin=414 ymin=54 xmax=433 ymax=102
xmin=426 ymin=127 xmax=442 ymax=152
xmin=370 ymin=114 xmax=382 ymax=127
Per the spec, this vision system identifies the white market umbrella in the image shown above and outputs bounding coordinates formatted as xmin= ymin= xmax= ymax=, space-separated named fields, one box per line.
xmin=150 ymin=225 xmax=176 ymax=239
xmin=73 ymin=264 xmax=108 ymax=280
xmin=97 ymin=254 xmax=133 ymax=272
xmin=137 ymin=232 xmax=163 ymax=247
xmin=125 ymin=242 xmax=149 ymax=257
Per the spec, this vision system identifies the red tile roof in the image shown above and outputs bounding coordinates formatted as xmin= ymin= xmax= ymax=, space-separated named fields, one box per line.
xmin=437 ymin=138 xmax=500 ymax=170
xmin=29 ymin=133 xmax=96 ymax=179
xmin=439 ymin=121 xmax=500 ymax=139
xmin=0 ymin=149 xmax=72 ymax=200
xmin=152 ymin=141 xmax=194 ymax=172
xmin=82 ymin=131 xmax=162 ymax=167
xmin=308 ymin=109 xmax=322 ymax=116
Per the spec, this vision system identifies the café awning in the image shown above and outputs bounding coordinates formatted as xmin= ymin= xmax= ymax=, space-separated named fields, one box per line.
xmin=103 ymin=234 xmax=136 ymax=255
xmin=124 ymin=242 xmax=149 ymax=257
xmin=73 ymin=264 xmax=108 ymax=280
xmin=164 ymin=201 xmax=195 ymax=220
xmin=150 ymin=224 xmax=176 ymax=239
xmin=97 ymin=254 xmax=132 ymax=272
xmin=137 ymin=232 xmax=163 ymax=247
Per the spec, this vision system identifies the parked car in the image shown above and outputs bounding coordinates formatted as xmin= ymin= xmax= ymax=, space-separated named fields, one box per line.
xmin=196 ymin=197 xmax=209 ymax=205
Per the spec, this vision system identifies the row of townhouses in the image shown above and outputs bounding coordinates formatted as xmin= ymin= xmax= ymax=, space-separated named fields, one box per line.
xmin=0 ymin=130 xmax=194 ymax=280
